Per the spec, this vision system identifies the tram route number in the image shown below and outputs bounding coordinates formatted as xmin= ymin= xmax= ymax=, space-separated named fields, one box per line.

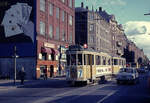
xmin=78 ymin=69 xmax=83 ymax=78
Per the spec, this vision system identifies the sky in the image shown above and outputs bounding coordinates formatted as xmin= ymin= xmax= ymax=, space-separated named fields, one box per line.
xmin=75 ymin=0 xmax=150 ymax=59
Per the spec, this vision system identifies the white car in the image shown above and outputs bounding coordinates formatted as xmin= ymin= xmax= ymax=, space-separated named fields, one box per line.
xmin=116 ymin=68 xmax=139 ymax=84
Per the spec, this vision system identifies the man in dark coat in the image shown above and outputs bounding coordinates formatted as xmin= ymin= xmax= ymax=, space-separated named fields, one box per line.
xmin=19 ymin=67 xmax=26 ymax=85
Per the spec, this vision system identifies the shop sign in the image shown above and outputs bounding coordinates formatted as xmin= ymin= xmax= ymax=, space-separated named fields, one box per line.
xmin=44 ymin=42 xmax=55 ymax=48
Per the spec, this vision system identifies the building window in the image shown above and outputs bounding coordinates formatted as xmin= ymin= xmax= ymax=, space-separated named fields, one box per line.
xmin=69 ymin=15 xmax=72 ymax=25
xmin=40 ymin=21 xmax=45 ymax=35
xmin=56 ymin=7 xmax=59 ymax=19
xmin=69 ymin=0 xmax=72 ymax=8
xmin=49 ymin=3 xmax=53 ymax=16
xmin=62 ymin=11 xmax=65 ymax=22
xmin=40 ymin=0 xmax=45 ymax=12
xmin=49 ymin=24 xmax=53 ymax=38
xmin=69 ymin=32 xmax=72 ymax=43
xmin=56 ymin=27 xmax=59 ymax=40
xmin=61 ymin=0 xmax=65 ymax=3
xmin=89 ymin=24 xmax=94 ymax=32
xmin=62 ymin=29 xmax=65 ymax=41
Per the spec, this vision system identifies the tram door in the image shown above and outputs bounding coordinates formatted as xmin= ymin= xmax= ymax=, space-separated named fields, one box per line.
xmin=89 ymin=54 xmax=94 ymax=80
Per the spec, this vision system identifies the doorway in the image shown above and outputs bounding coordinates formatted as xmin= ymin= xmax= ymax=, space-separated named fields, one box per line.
xmin=50 ymin=65 xmax=54 ymax=77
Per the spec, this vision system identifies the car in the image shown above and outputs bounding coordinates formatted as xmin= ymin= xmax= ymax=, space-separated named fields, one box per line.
xmin=116 ymin=68 xmax=139 ymax=84
xmin=137 ymin=67 xmax=146 ymax=73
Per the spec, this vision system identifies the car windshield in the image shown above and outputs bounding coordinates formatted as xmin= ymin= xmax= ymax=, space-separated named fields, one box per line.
xmin=119 ymin=68 xmax=133 ymax=73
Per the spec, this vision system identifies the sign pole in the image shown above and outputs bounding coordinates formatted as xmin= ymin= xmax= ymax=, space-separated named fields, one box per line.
xmin=14 ymin=46 xmax=17 ymax=85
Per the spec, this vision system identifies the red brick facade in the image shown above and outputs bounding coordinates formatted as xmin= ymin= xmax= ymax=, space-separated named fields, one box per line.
xmin=36 ymin=0 xmax=75 ymax=79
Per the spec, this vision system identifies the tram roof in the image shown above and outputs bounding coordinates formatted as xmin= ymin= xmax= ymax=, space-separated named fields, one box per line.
xmin=67 ymin=45 xmax=111 ymax=56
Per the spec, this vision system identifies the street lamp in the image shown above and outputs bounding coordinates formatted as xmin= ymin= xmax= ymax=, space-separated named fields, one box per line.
xmin=12 ymin=46 xmax=19 ymax=85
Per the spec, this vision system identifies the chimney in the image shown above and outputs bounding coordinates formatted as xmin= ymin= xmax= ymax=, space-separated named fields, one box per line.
xmin=99 ymin=7 xmax=102 ymax=12
xmin=86 ymin=6 xmax=88 ymax=10
xmin=81 ymin=2 xmax=84 ymax=8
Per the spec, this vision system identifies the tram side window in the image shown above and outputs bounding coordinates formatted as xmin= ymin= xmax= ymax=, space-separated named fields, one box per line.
xmin=92 ymin=55 xmax=94 ymax=65
xmin=108 ymin=59 xmax=111 ymax=65
xmin=67 ymin=55 xmax=70 ymax=66
xmin=84 ymin=54 xmax=87 ymax=65
xmin=71 ymin=54 xmax=76 ymax=65
xmin=102 ymin=57 xmax=106 ymax=65
xmin=114 ymin=59 xmax=118 ymax=65
xmin=96 ymin=55 xmax=101 ymax=65
xmin=78 ymin=54 xmax=82 ymax=65
xmin=87 ymin=54 xmax=90 ymax=65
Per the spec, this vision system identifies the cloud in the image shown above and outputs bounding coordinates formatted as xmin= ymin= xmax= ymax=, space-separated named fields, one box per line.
xmin=124 ymin=21 xmax=150 ymax=59
xmin=100 ymin=0 xmax=126 ymax=6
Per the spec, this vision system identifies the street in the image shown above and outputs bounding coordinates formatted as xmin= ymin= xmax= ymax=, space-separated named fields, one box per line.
xmin=0 ymin=74 xmax=150 ymax=103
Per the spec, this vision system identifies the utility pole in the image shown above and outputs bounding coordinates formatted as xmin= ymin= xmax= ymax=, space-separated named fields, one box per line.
xmin=58 ymin=45 xmax=62 ymax=76
xmin=13 ymin=46 xmax=18 ymax=85
xmin=14 ymin=46 xmax=17 ymax=85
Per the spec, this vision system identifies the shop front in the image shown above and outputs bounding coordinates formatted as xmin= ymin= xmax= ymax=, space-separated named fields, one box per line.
xmin=36 ymin=42 xmax=59 ymax=79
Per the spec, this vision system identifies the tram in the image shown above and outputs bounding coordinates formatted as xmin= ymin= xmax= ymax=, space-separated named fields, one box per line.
xmin=65 ymin=45 xmax=126 ymax=85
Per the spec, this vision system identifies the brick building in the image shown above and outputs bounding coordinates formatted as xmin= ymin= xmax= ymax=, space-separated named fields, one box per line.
xmin=36 ymin=0 xmax=75 ymax=78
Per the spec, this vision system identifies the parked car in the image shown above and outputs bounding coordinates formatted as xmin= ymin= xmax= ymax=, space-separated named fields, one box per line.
xmin=137 ymin=67 xmax=146 ymax=73
xmin=116 ymin=67 xmax=139 ymax=84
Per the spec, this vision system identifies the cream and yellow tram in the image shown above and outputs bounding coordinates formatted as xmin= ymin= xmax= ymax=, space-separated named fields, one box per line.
xmin=65 ymin=45 xmax=121 ymax=85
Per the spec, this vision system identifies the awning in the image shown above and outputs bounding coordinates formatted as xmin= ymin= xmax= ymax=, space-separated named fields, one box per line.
xmin=51 ymin=48 xmax=59 ymax=55
xmin=41 ymin=47 xmax=52 ymax=54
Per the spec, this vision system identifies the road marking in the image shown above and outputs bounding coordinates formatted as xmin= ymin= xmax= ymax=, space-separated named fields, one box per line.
xmin=33 ymin=83 xmax=113 ymax=103
xmin=97 ymin=91 xmax=116 ymax=103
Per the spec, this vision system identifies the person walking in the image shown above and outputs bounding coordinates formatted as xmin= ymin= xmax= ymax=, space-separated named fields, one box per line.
xmin=43 ymin=68 xmax=47 ymax=80
xmin=19 ymin=67 xmax=26 ymax=85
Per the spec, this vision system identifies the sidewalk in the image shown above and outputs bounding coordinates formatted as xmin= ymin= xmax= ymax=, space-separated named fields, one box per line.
xmin=0 ymin=76 xmax=66 ymax=89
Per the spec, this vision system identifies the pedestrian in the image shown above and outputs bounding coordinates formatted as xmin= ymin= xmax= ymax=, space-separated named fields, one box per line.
xmin=19 ymin=67 xmax=26 ymax=85
xmin=43 ymin=68 xmax=47 ymax=80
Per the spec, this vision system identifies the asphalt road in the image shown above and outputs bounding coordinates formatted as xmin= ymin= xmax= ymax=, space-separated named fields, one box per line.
xmin=0 ymin=74 xmax=150 ymax=103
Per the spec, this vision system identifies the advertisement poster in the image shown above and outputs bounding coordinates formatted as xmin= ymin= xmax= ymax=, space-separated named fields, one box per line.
xmin=0 ymin=0 xmax=36 ymax=57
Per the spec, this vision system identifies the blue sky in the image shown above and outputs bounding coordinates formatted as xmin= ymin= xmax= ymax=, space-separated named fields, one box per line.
xmin=75 ymin=0 xmax=150 ymax=59
xmin=75 ymin=0 xmax=150 ymax=24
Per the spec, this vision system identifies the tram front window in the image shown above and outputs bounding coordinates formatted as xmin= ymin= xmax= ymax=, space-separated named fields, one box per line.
xmin=78 ymin=54 xmax=82 ymax=65
xmin=71 ymin=54 xmax=76 ymax=65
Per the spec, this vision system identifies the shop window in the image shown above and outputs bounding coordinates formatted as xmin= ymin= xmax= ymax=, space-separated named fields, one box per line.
xmin=42 ymin=53 xmax=47 ymax=60
xmin=51 ymin=54 xmax=55 ymax=61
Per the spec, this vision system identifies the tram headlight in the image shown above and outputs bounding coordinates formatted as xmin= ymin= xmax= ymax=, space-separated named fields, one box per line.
xmin=78 ymin=69 xmax=83 ymax=78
